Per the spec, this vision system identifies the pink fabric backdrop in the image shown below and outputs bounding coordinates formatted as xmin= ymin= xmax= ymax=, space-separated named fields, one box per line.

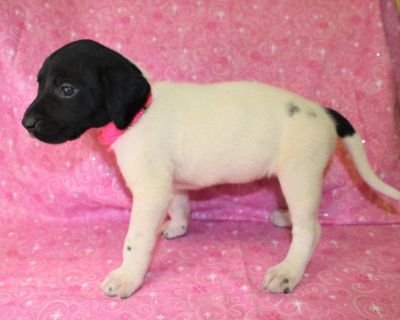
xmin=1 ymin=0 xmax=400 ymax=319
xmin=1 ymin=0 xmax=399 ymax=226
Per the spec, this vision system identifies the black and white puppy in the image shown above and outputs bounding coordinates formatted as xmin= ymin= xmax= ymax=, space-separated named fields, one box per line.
xmin=22 ymin=40 xmax=400 ymax=299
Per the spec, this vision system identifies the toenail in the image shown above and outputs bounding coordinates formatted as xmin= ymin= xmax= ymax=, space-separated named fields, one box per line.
xmin=283 ymin=287 xmax=290 ymax=294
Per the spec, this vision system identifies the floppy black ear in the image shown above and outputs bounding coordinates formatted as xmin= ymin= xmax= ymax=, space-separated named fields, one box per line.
xmin=102 ymin=62 xmax=151 ymax=129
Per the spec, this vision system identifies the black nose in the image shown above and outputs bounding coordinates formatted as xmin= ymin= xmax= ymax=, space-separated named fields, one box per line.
xmin=22 ymin=115 xmax=38 ymax=130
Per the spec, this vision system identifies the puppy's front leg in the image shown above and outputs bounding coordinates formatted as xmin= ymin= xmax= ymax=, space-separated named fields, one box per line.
xmin=101 ymin=180 xmax=171 ymax=299
xmin=161 ymin=192 xmax=191 ymax=239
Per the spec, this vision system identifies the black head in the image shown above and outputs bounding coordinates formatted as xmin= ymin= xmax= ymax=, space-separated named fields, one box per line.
xmin=22 ymin=39 xmax=151 ymax=144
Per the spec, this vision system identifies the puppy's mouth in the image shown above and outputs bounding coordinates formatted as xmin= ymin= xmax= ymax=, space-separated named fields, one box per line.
xmin=24 ymin=119 xmax=78 ymax=144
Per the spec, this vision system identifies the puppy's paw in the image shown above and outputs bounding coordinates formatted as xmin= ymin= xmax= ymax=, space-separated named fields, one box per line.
xmin=263 ymin=263 xmax=302 ymax=294
xmin=270 ymin=210 xmax=292 ymax=228
xmin=161 ymin=220 xmax=187 ymax=239
xmin=100 ymin=267 xmax=143 ymax=299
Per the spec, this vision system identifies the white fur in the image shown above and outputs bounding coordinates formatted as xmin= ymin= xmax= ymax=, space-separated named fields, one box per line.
xmin=100 ymin=81 xmax=400 ymax=298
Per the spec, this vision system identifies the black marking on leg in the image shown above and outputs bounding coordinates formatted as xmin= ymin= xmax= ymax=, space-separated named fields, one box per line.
xmin=287 ymin=103 xmax=300 ymax=117
xmin=325 ymin=107 xmax=356 ymax=137
xmin=127 ymin=246 xmax=131 ymax=251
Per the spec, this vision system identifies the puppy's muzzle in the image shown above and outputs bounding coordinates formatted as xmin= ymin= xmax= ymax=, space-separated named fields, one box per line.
xmin=22 ymin=109 xmax=68 ymax=144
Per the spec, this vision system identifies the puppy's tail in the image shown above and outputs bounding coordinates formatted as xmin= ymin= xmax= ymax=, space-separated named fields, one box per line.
xmin=326 ymin=108 xmax=400 ymax=200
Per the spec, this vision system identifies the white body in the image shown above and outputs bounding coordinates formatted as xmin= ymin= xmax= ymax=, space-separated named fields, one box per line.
xmin=100 ymin=81 xmax=400 ymax=298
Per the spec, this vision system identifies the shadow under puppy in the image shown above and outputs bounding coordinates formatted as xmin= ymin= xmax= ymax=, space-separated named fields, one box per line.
xmin=22 ymin=40 xmax=400 ymax=299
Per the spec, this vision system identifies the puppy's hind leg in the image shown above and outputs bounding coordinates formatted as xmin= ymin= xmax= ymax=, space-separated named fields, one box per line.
xmin=161 ymin=192 xmax=191 ymax=239
xmin=264 ymin=164 xmax=323 ymax=294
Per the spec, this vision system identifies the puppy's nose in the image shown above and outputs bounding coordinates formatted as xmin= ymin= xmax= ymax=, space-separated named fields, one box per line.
xmin=22 ymin=115 xmax=38 ymax=130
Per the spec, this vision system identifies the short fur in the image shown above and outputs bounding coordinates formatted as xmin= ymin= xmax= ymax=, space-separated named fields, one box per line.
xmin=22 ymin=40 xmax=400 ymax=298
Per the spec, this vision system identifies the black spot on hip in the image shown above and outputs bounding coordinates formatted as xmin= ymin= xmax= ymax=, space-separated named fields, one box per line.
xmin=287 ymin=103 xmax=301 ymax=117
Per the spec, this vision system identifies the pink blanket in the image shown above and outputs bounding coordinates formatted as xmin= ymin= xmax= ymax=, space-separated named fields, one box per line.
xmin=1 ymin=0 xmax=400 ymax=318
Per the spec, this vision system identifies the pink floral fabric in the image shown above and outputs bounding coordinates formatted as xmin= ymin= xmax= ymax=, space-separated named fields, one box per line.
xmin=1 ymin=0 xmax=399 ymax=225
xmin=1 ymin=0 xmax=400 ymax=319
xmin=2 ymin=221 xmax=400 ymax=319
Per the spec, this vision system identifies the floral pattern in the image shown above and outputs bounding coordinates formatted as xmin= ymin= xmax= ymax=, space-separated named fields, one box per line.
xmin=2 ymin=221 xmax=400 ymax=319
xmin=1 ymin=0 xmax=400 ymax=318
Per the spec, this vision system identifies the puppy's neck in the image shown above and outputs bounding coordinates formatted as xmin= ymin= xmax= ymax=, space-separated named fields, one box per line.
xmin=97 ymin=94 xmax=152 ymax=147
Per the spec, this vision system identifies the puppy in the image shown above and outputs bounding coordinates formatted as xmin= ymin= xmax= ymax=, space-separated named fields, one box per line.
xmin=22 ymin=40 xmax=400 ymax=298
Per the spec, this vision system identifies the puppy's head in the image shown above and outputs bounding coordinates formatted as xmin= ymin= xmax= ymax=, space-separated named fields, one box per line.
xmin=22 ymin=40 xmax=150 ymax=144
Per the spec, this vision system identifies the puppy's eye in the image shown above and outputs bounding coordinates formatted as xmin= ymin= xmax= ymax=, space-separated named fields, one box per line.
xmin=58 ymin=85 xmax=77 ymax=98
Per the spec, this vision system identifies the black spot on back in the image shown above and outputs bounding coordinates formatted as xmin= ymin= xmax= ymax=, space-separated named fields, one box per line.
xmin=325 ymin=108 xmax=356 ymax=137
xmin=287 ymin=103 xmax=300 ymax=117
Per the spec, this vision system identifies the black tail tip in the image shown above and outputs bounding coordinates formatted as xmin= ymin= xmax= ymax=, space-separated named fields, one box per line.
xmin=325 ymin=108 xmax=356 ymax=138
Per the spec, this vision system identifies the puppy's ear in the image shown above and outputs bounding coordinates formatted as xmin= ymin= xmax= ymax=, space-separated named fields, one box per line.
xmin=102 ymin=62 xmax=150 ymax=129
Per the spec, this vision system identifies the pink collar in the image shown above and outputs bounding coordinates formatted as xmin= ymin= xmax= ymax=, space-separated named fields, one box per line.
xmin=97 ymin=95 xmax=152 ymax=147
